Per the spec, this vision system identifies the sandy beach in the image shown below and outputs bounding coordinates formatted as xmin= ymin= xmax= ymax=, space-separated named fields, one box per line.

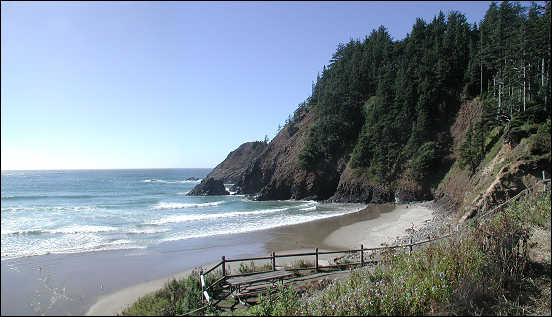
xmin=84 ymin=202 xmax=435 ymax=316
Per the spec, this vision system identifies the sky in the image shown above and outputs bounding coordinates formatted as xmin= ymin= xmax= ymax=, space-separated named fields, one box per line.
xmin=1 ymin=1 xmax=499 ymax=170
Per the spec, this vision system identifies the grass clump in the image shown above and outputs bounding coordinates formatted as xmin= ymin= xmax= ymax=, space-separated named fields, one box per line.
xmin=284 ymin=259 xmax=313 ymax=270
xmin=242 ymin=284 xmax=300 ymax=316
xmin=238 ymin=261 xmax=273 ymax=274
xmin=119 ymin=269 xmax=222 ymax=316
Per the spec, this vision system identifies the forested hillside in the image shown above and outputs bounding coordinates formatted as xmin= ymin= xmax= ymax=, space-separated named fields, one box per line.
xmin=300 ymin=1 xmax=549 ymax=186
xmin=198 ymin=1 xmax=550 ymax=203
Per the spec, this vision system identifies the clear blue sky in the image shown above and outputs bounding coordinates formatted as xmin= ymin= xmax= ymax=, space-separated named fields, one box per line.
xmin=2 ymin=1 xmax=496 ymax=170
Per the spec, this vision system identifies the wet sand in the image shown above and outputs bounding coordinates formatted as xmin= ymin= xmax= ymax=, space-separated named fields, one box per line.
xmin=1 ymin=202 xmax=435 ymax=316
xmin=1 ymin=231 xmax=270 ymax=316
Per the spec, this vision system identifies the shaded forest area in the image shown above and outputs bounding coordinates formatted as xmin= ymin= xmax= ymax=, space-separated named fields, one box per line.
xmin=295 ymin=1 xmax=550 ymax=188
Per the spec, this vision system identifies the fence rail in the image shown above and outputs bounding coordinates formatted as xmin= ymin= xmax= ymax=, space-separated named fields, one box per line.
xmin=188 ymin=230 xmax=458 ymax=316
xmin=196 ymin=229 xmax=458 ymax=293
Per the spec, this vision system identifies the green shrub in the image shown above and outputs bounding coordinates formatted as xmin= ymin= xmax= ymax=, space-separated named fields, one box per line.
xmin=410 ymin=141 xmax=438 ymax=180
xmin=245 ymin=284 xmax=300 ymax=316
xmin=239 ymin=261 xmax=272 ymax=274
xmin=120 ymin=270 xmax=223 ymax=316
xmin=459 ymin=123 xmax=485 ymax=173
xmin=531 ymin=119 xmax=551 ymax=156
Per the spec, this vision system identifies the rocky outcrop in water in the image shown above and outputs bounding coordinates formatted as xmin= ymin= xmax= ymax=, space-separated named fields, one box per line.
xmin=187 ymin=178 xmax=229 ymax=196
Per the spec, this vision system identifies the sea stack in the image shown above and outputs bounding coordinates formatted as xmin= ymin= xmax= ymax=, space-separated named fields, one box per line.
xmin=186 ymin=178 xmax=229 ymax=196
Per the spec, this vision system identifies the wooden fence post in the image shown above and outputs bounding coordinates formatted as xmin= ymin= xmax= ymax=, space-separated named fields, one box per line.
xmin=272 ymin=252 xmax=276 ymax=271
xmin=200 ymin=269 xmax=204 ymax=304
xmin=221 ymin=256 xmax=226 ymax=277
xmin=315 ymin=248 xmax=319 ymax=272
xmin=360 ymin=244 xmax=364 ymax=267
xmin=409 ymin=237 xmax=413 ymax=255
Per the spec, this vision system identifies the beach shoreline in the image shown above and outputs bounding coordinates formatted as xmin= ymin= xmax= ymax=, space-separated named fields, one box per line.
xmin=1 ymin=201 xmax=437 ymax=316
xmin=84 ymin=201 xmax=436 ymax=316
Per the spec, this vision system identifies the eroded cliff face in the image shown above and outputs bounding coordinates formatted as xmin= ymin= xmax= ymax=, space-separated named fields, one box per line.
xmin=231 ymin=100 xmax=443 ymax=203
xmin=232 ymin=108 xmax=347 ymax=200
xmin=204 ymin=141 xmax=267 ymax=184
xmin=200 ymin=98 xmax=548 ymax=212
xmin=436 ymin=99 xmax=549 ymax=221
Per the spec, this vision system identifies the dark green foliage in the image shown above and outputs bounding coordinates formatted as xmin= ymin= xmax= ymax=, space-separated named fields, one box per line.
xmin=410 ymin=141 xmax=439 ymax=181
xmin=294 ymin=1 xmax=550 ymax=181
xmin=531 ymin=119 xmax=551 ymax=156
xmin=505 ymin=114 xmax=530 ymax=145
xmin=245 ymin=284 xmax=299 ymax=316
xmin=459 ymin=123 xmax=485 ymax=174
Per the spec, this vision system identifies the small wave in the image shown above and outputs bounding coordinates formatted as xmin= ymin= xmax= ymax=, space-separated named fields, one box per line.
xmin=3 ymin=225 xmax=118 ymax=236
xmin=148 ymin=207 xmax=289 ymax=225
xmin=176 ymin=191 xmax=190 ymax=195
xmin=2 ymin=243 xmax=147 ymax=260
xmin=1 ymin=194 xmax=94 ymax=201
xmin=151 ymin=201 xmax=225 ymax=210
xmin=126 ymin=228 xmax=171 ymax=234
xmin=143 ymin=179 xmax=201 ymax=184
xmin=101 ymin=239 xmax=133 ymax=246
xmin=2 ymin=229 xmax=44 ymax=236
xmin=1 ymin=205 xmax=98 ymax=213
xmin=50 ymin=225 xmax=118 ymax=234
xmin=299 ymin=206 xmax=317 ymax=211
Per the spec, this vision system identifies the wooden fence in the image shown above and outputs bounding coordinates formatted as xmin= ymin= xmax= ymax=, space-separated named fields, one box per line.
xmin=190 ymin=231 xmax=457 ymax=315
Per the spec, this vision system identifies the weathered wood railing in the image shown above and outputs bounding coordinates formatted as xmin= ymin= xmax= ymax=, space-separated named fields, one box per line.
xmin=225 ymin=233 xmax=455 ymax=274
xmin=189 ymin=229 xmax=457 ymax=316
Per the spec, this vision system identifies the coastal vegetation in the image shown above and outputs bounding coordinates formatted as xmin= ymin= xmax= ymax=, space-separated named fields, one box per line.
xmin=119 ymin=270 xmax=223 ymax=316
xmin=125 ymin=1 xmax=550 ymax=315
xmin=239 ymin=189 xmax=550 ymax=316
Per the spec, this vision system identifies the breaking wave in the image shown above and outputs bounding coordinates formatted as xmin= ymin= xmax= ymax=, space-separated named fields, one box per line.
xmin=148 ymin=207 xmax=289 ymax=225
xmin=142 ymin=179 xmax=201 ymax=184
xmin=151 ymin=201 xmax=225 ymax=210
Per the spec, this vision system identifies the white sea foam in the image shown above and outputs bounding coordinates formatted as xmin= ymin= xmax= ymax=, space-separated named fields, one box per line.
xmin=48 ymin=225 xmax=119 ymax=234
xmin=151 ymin=201 xmax=225 ymax=210
xmin=126 ymin=228 xmax=171 ymax=234
xmin=2 ymin=229 xmax=43 ymax=235
xmin=148 ymin=207 xmax=290 ymax=225
xmin=160 ymin=205 xmax=366 ymax=243
xmin=1 ymin=205 xmax=98 ymax=213
xmin=1 ymin=232 xmax=145 ymax=260
xmin=2 ymin=225 xmax=118 ymax=235
xmin=101 ymin=239 xmax=133 ymax=246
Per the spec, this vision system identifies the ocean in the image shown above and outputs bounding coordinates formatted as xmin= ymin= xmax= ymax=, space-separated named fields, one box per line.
xmin=1 ymin=168 xmax=365 ymax=261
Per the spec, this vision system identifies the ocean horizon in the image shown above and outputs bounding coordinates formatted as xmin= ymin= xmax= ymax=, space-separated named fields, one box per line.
xmin=1 ymin=168 xmax=365 ymax=261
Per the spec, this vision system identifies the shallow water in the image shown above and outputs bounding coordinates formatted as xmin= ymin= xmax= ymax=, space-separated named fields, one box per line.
xmin=1 ymin=169 xmax=364 ymax=260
